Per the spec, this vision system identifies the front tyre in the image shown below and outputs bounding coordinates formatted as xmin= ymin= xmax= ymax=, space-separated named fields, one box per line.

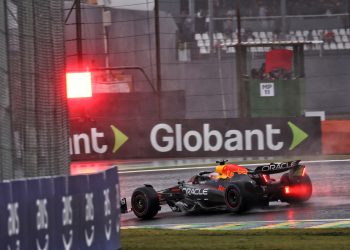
xmin=280 ymin=173 xmax=312 ymax=204
xmin=224 ymin=184 xmax=249 ymax=213
xmin=131 ymin=186 xmax=160 ymax=219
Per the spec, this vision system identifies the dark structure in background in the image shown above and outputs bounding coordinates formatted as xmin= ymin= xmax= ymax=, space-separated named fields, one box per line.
xmin=64 ymin=0 xmax=348 ymax=161
xmin=0 ymin=0 xmax=69 ymax=180
xmin=65 ymin=0 xmax=350 ymax=121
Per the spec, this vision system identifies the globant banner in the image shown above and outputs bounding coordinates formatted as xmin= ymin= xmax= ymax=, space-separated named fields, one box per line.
xmin=0 ymin=167 xmax=121 ymax=250
xmin=70 ymin=117 xmax=321 ymax=160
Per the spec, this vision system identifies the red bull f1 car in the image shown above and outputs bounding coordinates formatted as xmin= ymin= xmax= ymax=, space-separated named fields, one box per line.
xmin=122 ymin=160 xmax=312 ymax=219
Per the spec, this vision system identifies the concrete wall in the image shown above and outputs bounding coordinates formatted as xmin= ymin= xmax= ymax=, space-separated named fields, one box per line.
xmin=161 ymin=59 xmax=238 ymax=118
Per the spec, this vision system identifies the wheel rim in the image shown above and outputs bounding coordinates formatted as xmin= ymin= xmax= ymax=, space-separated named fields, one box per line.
xmin=227 ymin=188 xmax=240 ymax=208
xmin=133 ymin=193 xmax=147 ymax=214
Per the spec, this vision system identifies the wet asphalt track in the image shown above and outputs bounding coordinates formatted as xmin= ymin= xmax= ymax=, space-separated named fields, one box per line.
xmin=119 ymin=160 xmax=350 ymax=227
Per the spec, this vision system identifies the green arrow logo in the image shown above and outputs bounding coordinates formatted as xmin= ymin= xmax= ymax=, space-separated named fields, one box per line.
xmin=110 ymin=125 xmax=128 ymax=153
xmin=288 ymin=121 xmax=308 ymax=150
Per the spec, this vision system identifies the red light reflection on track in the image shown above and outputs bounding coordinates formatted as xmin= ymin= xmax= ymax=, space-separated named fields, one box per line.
xmin=70 ymin=163 xmax=111 ymax=175
xmin=287 ymin=209 xmax=295 ymax=221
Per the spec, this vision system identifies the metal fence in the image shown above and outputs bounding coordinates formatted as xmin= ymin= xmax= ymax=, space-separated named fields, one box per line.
xmin=0 ymin=0 xmax=69 ymax=180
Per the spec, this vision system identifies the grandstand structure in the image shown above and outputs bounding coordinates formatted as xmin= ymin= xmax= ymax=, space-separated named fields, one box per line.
xmin=194 ymin=28 xmax=350 ymax=55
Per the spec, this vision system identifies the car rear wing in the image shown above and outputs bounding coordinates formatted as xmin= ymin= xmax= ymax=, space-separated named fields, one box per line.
xmin=254 ymin=160 xmax=301 ymax=175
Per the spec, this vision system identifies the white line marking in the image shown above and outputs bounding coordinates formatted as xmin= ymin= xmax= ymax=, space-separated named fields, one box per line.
xmin=119 ymin=159 xmax=350 ymax=174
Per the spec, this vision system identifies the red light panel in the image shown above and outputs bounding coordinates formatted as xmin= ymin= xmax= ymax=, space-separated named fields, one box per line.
xmin=66 ymin=72 xmax=92 ymax=98
xmin=301 ymin=167 xmax=306 ymax=177
xmin=284 ymin=185 xmax=311 ymax=196
xmin=262 ymin=174 xmax=269 ymax=184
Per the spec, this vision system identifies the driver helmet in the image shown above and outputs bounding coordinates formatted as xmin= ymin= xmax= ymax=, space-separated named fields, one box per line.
xmin=215 ymin=165 xmax=228 ymax=179
xmin=209 ymin=172 xmax=220 ymax=180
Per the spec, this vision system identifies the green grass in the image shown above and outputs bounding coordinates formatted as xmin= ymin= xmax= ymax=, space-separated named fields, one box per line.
xmin=121 ymin=228 xmax=350 ymax=250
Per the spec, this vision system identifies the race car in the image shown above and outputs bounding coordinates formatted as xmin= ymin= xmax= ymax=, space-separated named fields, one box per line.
xmin=123 ymin=160 xmax=312 ymax=219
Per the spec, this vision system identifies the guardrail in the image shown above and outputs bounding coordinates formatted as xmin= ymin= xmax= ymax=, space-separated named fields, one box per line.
xmin=0 ymin=167 xmax=121 ymax=250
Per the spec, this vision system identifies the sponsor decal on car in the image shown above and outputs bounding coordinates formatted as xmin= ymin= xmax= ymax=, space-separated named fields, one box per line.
xmin=260 ymin=161 xmax=298 ymax=172
xmin=181 ymin=187 xmax=208 ymax=196
xmin=217 ymin=185 xmax=225 ymax=192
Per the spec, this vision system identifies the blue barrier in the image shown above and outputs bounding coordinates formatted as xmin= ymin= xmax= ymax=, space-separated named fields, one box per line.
xmin=0 ymin=167 xmax=121 ymax=250
xmin=10 ymin=180 xmax=29 ymax=250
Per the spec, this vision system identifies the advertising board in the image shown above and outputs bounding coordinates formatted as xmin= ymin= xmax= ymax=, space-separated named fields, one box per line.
xmin=70 ymin=117 xmax=321 ymax=160
xmin=0 ymin=168 xmax=121 ymax=250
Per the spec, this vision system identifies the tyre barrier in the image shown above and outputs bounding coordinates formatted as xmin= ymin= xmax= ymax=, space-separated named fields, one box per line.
xmin=0 ymin=167 xmax=121 ymax=250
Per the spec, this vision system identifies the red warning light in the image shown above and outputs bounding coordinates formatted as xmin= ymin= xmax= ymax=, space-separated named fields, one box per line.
xmin=301 ymin=167 xmax=306 ymax=177
xmin=284 ymin=186 xmax=290 ymax=194
xmin=66 ymin=72 xmax=92 ymax=98
xmin=262 ymin=174 xmax=269 ymax=184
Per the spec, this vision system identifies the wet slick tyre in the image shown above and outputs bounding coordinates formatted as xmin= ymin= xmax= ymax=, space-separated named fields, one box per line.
xmin=224 ymin=184 xmax=249 ymax=213
xmin=280 ymin=173 xmax=312 ymax=204
xmin=131 ymin=186 xmax=160 ymax=219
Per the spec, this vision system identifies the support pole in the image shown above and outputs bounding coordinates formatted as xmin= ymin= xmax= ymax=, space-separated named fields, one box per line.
xmin=281 ymin=0 xmax=286 ymax=36
xmin=348 ymin=0 xmax=350 ymax=28
xmin=155 ymin=0 xmax=162 ymax=119
xmin=189 ymin=0 xmax=195 ymax=32
xmin=76 ymin=0 xmax=83 ymax=66
xmin=235 ymin=0 xmax=247 ymax=118
xmin=236 ymin=0 xmax=241 ymax=44
xmin=208 ymin=0 xmax=214 ymax=55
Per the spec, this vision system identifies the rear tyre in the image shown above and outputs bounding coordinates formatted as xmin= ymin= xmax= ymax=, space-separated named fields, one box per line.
xmin=131 ymin=186 xmax=160 ymax=219
xmin=224 ymin=184 xmax=249 ymax=213
xmin=280 ymin=173 xmax=312 ymax=204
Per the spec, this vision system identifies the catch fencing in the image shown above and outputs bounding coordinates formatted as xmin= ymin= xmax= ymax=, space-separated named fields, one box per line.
xmin=0 ymin=0 xmax=69 ymax=180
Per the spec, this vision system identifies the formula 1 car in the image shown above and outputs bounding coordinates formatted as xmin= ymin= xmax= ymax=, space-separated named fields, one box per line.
xmin=123 ymin=160 xmax=312 ymax=219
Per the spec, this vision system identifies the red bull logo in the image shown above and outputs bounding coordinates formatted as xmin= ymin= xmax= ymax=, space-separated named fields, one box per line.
xmin=216 ymin=164 xmax=248 ymax=178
